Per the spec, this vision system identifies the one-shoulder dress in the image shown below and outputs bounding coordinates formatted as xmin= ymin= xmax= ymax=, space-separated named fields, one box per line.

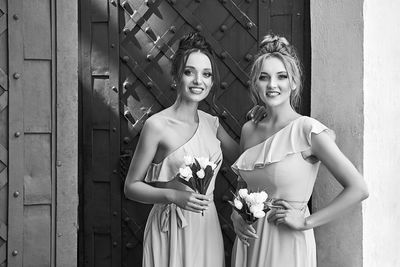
xmin=142 ymin=110 xmax=225 ymax=267
xmin=231 ymin=116 xmax=331 ymax=267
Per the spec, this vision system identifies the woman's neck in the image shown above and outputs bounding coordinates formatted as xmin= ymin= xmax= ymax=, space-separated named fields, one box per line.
xmin=171 ymin=99 xmax=199 ymax=123
xmin=264 ymin=103 xmax=298 ymax=125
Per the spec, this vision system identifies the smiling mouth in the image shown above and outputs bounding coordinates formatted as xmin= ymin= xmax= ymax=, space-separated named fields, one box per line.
xmin=266 ymin=91 xmax=280 ymax=97
xmin=189 ymin=87 xmax=204 ymax=94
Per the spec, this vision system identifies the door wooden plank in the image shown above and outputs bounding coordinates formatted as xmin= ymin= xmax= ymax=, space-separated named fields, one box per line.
xmin=22 ymin=0 xmax=51 ymax=60
xmin=23 ymin=134 xmax=52 ymax=205
xmin=91 ymin=0 xmax=109 ymax=23
xmin=80 ymin=0 xmax=95 ymax=264
xmin=91 ymin=22 xmax=110 ymax=76
xmin=109 ymin=0 xmax=122 ymax=265
xmin=258 ymin=0 xmax=270 ymax=38
xmin=22 ymin=60 xmax=52 ymax=133
xmin=22 ymin=205 xmax=51 ymax=266
xmin=7 ymin=0 xmax=25 ymax=264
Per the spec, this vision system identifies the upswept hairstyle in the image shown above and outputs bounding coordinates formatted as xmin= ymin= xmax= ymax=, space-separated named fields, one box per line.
xmin=170 ymin=32 xmax=220 ymax=92
xmin=249 ymin=34 xmax=303 ymax=110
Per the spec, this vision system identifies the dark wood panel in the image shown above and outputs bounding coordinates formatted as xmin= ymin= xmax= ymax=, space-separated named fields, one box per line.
xmin=79 ymin=0 xmax=309 ymax=266
xmin=80 ymin=1 xmax=122 ymax=266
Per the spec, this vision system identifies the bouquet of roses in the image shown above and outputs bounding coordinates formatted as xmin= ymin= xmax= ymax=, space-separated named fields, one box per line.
xmin=177 ymin=155 xmax=220 ymax=215
xmin=229 ymin=188 xmax=272 ymax=224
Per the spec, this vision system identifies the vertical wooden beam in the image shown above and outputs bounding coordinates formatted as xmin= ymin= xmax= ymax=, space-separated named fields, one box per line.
xmin=80 ymin=0 xmax=93 ymax=264
xmin=109 ymin=0 xmax=121 ymax=265
xmin=7 ymin=0 xmax=24 ymax=265
xmin=56 ymin=0 xmax=79 ymax=266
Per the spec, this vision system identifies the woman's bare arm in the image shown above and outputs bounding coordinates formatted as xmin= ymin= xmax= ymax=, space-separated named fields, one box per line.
xmin=124 ymin=118 xmax=210 ymax=212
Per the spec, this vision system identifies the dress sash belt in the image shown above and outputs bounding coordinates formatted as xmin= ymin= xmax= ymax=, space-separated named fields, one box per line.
xmin=160 ymin=204 xmax=188 ymax=233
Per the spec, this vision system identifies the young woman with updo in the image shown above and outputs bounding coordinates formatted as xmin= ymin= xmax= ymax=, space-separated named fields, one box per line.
xmin=230 ymin=34 xmax=369 ymax=267
xmin=124 ymin=32 xmax=266 ymax=267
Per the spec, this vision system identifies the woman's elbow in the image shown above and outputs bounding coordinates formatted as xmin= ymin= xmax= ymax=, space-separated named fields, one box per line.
xmin=356 ymin=181 xmax=369 ymax=202
xmin=124 ymin=181 xmax=137 ymax=200
xmin=123 ymin=184 xmax=130 ymax=198
xmin=360 ymin=185 xmax=369 ymax=201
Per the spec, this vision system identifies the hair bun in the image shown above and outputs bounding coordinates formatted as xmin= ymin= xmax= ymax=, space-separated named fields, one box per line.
xmin=178 ymin=32 xmax=212 ymax=52
xmin=259 ymin=34 xmax=293 ymax=55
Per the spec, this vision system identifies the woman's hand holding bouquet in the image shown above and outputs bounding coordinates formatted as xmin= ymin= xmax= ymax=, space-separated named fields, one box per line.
xmin=229 ymin=188 xmax=271 ymax=246
xmin=176 ymin=155 xmax=220 ymax=215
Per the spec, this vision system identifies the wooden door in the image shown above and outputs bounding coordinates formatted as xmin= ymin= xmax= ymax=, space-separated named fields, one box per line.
xmin=80 ymin=0 xmax=121 ymax=266
xmin=0 ymin=0 xmax=8 ymax=265
xmin=79 ymin=0 xmax=310 ymax=266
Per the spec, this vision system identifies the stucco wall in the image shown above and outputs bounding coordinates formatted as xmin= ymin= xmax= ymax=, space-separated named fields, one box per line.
xmin=363 ymin=0 xmax=400 ymax=266
xmin=310 ymin=1 xmax=364 ymax=266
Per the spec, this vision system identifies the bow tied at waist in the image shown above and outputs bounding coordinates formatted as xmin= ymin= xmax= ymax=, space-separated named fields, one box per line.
xmin=160 ymin=204 xmax=188 ymax=233
xmin=160 ymin=194 xmax=214 ymax=233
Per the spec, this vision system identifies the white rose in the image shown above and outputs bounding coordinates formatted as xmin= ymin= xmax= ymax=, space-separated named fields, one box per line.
xmin=233 ymin=198 xmax=243 ymax=210
xmin=196 ymin=169 xmax=205 ymax=179
xmin=196 ymin=157 xmax=210 ymax=169
xmin=249 ymin=203 xmax=264 ymax=214
xmin=253 ymin=210 xmax=266 ymax=219
xmin=184 ymin=155 xmax=194 ymax=166
xmin=244 ymin=194 xmax=256 ymax=206
xmin=179 ymin=166 xmax=193 ymax=181
xmin=253 ymin=191 xmax=268 ymax=204
xmin=238 ymin=188 xmax=248 ymax=198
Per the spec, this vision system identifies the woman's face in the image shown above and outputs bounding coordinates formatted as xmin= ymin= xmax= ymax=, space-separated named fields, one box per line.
xmin=178 ymin=51 xmax=213 ymax=103
xmin=255 ymin=56 xmax=293 ymax=108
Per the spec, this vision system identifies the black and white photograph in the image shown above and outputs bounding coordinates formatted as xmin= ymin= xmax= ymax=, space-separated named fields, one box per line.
xmin=0 ymin=0 xmax=398 ymax=266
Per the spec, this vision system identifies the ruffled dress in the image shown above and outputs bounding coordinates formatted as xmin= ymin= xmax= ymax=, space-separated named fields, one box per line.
xmin=142 ymin=110 xmax=225 ymax=267
xmin=231 ymin=116 xmax=331 ymax=267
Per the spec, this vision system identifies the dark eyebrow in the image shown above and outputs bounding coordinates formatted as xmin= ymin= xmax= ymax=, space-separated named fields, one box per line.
xmin=260 ymin=71 xmax=287 ymax=75
xmin=185 ymin=66 xmax=212 ymax=72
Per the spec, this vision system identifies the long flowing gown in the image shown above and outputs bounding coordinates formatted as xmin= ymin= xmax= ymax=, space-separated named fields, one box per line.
xmin=142 ymin=110 xmax=225 ymax=267
xmin=231 ymin=116 xmax=331 ymax=267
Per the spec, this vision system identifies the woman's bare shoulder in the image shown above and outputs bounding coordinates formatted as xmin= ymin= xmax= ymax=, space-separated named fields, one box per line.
xmin=142 ymin=112 xmax=169 ymax=135
xmin=241 ymin=120 xmax=258 ymax=138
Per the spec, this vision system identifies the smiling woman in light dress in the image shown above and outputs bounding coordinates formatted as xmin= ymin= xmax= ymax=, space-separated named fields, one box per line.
xmin=124 ymin=32 xmax=247 ymax=267
xmin=230 ymin=34 xmax=369 ymax=267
